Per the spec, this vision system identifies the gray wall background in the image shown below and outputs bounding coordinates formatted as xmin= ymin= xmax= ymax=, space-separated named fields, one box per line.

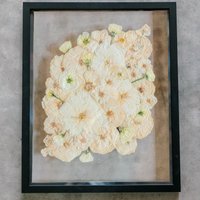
xmin=0 ymin=0 xmax=199 ymax=199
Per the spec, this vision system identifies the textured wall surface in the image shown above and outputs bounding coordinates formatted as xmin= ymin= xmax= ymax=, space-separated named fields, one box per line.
xmin=0 ymin=0 xmax=200 ymax=199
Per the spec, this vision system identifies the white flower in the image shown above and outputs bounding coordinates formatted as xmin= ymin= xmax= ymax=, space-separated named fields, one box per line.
xmin=136 ymin=24 xmax=151 ymax=36
xmin=91 ymin=29 xmax=111 ymax=44
xmin=108 ymin=24 xmax=122 ymax=35
xmin=45 ymin=88 xmax=54 ymax=97
xmin=77 ymin=32 xmax=91 ymax=47
xmin=81 ymin=52 xmax=94 ymax=70
xmin=115 ymin=80 xmax=140 ymax=115
xmin=81 ymin=52 xmax=94 ymax=63
xmin=91 ymin=40 xmax=126 ymax=75
xmin=91 ymin=85 xmax=114 ymax=105
xmin=53 ymin=133 xmax=66 ymax=146
xmin=79 ymin=150 xmax=94 ymax=162
xmin=59 ymin=91 xmax=106 ymax=136
xmin=145 ymin=69 xmax=155 ymax=82
xmin=137 ymin=59 xmax=153 ymax=71
xmin=132 ymin=104 xmax=150 ymax=123
xmin=118 ymin=127 xmax=135 ymax=143
xmin=59 ymin=71 xmax=80 ymax=92
xmin=59 ymin=41 xmax=72 ymax=53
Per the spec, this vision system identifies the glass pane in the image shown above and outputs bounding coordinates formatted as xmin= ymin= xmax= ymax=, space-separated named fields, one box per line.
xmin=31 ymin=10 xmax=170 ymax=183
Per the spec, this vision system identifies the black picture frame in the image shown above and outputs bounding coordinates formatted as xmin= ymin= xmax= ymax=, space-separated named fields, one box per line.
xmin=22 ymin=2 xmax=180 ymax=193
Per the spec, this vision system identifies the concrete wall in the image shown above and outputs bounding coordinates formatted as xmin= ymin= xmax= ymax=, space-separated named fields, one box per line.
xmin=0 ymin=0 xmax=199 ymax=199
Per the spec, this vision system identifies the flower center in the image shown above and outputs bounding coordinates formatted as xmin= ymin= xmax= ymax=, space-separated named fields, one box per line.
xmin=120 ymin=92 xmax=128 ymax=100
xmin=130 ymin=44 xmax=135 ymax=51
xmin=105 ymin=60 xmax=110 ymax=65
xmin=53 ymin=82 xmax=58 ymax=88
xmin=99 ymin=91 xmax=105 ymax=97
xmin=106 ymin=110 xmax=113 ymax=117
xmin=138 ymin=111 xmax=144 ymax=116
xmin=85 ymin=82 xmax=93 ymax=91
xmin=117 ymin=72 xmax=122 ymax=77
xmin=143 ymin=64 xmax=146 ymax=68
xmin=64 ymin=142 xmax=70 ymax=148
xmin=99 ymin=40 xmax=103 ymax=44
xmin=126 ymin=63 xmax=131 ymax=68
xmin=83 ymin=38 xmax=89 ymax=44
xmin=66 ymin=77 xmax=73 ymax=83
xmin=50 ymin=122 xmax=56 ymax=128
xmin=100 ymin=135 xmax=106 ymax=140
xmin=61 ymin=67 xmax=65 ymax=72
xmin=120 ymin=38 xmax=125 ymax=43
xmin=131 ymin=72 xmax=136 ymax=78
xmin=138 ymin=87 xmax=144 ymax=93
xmin=57 ymin=102 xmax=63 ymax=109
xmin=78 ymin=112 xmax=87 ymax=120
xmin=147 ymin=99 xmax=151 ymax=103
xmin=106 ymin=80 xmax=112 ymax=85
xmin=79 ymin=59 xmax=84 ymax=65
xmin=81 ymin=137 xmax=87 ymax=143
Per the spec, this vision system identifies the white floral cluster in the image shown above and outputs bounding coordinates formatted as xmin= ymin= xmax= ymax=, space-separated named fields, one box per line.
xmin=41 ymin=24 xmax=157 ymax=162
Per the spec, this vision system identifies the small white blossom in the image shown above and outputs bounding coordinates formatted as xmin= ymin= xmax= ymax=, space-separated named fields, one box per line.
xmin=108 ymin=24 xmax=122 ymax=35
xmin=77 ymin=32 xmax=91 ymax=47
xmin=59 ymin=41 xmax=72 ymax=53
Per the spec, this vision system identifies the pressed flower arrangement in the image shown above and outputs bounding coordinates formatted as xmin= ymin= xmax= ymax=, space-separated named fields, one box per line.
xmin=41 ymin=24 xmax=157 ymax=163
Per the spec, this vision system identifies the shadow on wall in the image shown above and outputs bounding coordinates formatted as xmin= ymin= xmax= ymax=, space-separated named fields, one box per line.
xmin=153 ymin=11 xmax=170 ymax=182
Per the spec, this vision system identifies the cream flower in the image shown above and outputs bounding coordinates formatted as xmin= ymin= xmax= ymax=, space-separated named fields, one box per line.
xmin=117 ymin=127 xmax=135 ymax=143
xmin=136 ymin=24 xmax=151 ymax=37
xmin=50 ymin=55 xmax=64 ymax=82
xmin=77 ymin=32 xmax=91 ymax=47
xmin=129 ymin=37 xmax=152 ymax=60
xmin=45 ymin=88 xmax=65 ymax=103
xmin=137 ymin=59 xmax=153 ymax=71
xmin=45 ymin=88 xmax=54 ymax=97
xmin=81 ymin=52 xmax=94 ymax=70
xmin=83 ymin=71 xmax=101 ymax=93
xmin=109 ymin=24 xmax=122 ymax=45
xmin=59 ymin=71 xmax=80 ymax=92
xmin=90 ymin=123 xmax=118 ymax=154
xmin=102 ymin=98 xmax=125 ymax=127
xmin=108 ymin=24 xmax=122 ymax=35
xmin=132 ymin=104 xmax=150 ymax=123
xmin=128 ymin=66 xmax=145 ymax=83
xmin=145 ymin=69 xmax=155 ymax=82
xmin=79 ymin=150 xmax=94 ymax=163
xmin=59 ymin=91 xmax=106 ymax=136
xmin=115 ymin=80 xmax=140 ymax=116
xmin=59 ymin=41 xmax=72 ymax=53
xmin=108 ymin=65 xmax=129 ymax=81
xmin=53 ymin=132 xmax=67 ymax=146
xmin=91 ymin=40 xmax=126 ymax=75
xmin=113 ymin=31 xmax=137 ymax=50
xmin=90 ymin=85 xmax=114 ymax=105
xmin=115 ymin=135 xmax=137 ymax=155
xmin=91 ymin=29 xmax=111 ymax=44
